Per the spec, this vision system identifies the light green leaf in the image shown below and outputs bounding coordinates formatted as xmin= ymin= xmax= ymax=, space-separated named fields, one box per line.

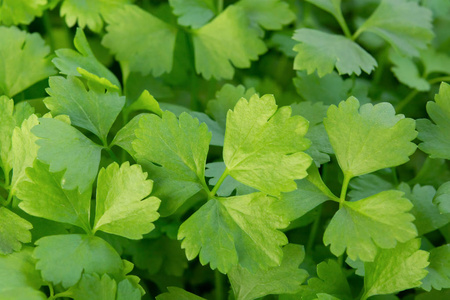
xmin=178 ymin=193 xmax=289 ymax=273
xmin=192 ymin=5 xmax=267 ymax=79
xmin=103 ymin=4 xmax=178 ymax=76
xmin=228 ymin=244 xmax=308 ymax=300
xmin=17 ymin=160 xmax=91 ymax=232
xmin=34 ymin=234 xmax=123 ymax=288
xmin=66 ymin=273 xmax=117 ymax=300
xmin=323 ymin=190 xmax=417 ymax=262
xmin=0 ymin=0 xmax=47 ymax=26
xmin=53 ymin=28 xmax=121 ymax=88
xmin=417 ymin=82 xmax=450 ymax=160
xmin=0 ymin=96 xmax=15 ymax=173
xmin=116 ymin=278 xmax=143 ymax=300
xmin=44 ymin=76 xmax=125 ymax=143
xmin=421 ymin=244 xmax=450 ymax=291
xmin=305 ymin=0 xmax=341 ymax=16
xmin=363 ymin=239 xmax=429 ymax=298
xmin=133 ymin=112 xmax=211 ymax=216
xmin=125 ymin=90 xmax=163 ymax=118
xmin=293 ymin=29 xmax=377 ymax=77
xmin=435 ymin=181 xmax=450 ymax=214
xmin=32 ymin=117 xmax=103 ymax=192
xmin=93 ymin=162 xmax=160 ymax=239
xmin=111 ymin=114 xmax=144 ymax=158
xmin=421 ymin=48 xmax=450 ymax=76
xmin=324 ymin=97 xmax=417 ymax=178
xmin=356 ymin=0 xmax=433 ymax=56
xmin=156 ymin=287 xmax=205 ymax=300
xmin=169 ymin=0 xmax=216 ymax=29
xmin=237 ymin=0 xmax=295 ymax=30
xmin=0 ymin=26 xmax=55 ymax=97
xmin=390 ymin=51 xmax=430 ymax=91
xmin=224 ymin=94 xmax=312 ymax=195
xmin=0 ymin=207 xmax=32 ymax=254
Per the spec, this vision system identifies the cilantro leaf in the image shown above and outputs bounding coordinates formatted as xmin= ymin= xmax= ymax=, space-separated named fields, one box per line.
xmin=421 ymin=48 xmax=450 ymax=76
xmin=205 ymin=162 xmax=241 ymax=197
xmin=156 ymin=287 xmax=205 ymax=300
xmin=103 ymin=4 xmax=178 ymax=76
xmin=178 ymin=193 xmax=289 ymax=273
xmin=133 ymin=111 xmax=210 ymax=216
xmin=124 ymin=90 xmax=163 ymax=119
xmin=417 ymin=82 xmax=450 ymax=160
xmin=224 ymin=94 xmax=312 ymax=195
xmin=44 ymin=76 xmax=125 ymax=143
xmin=0 ymin=207 xmax=32 ymax=254
xmin=111 ymin=114 xmax=143 ymax=158
xmin=169 ymin=0 xmax=216 ymax=29
xmin=324 ymin=97 xmax=417 ymax=178
xmin=390 ymin=51 xmax=430 ymax=91
xmin=0 ymin=26 xmax=55 ymax=97
xmin=53 ymin=28 xmax=121 ymax=89
xmin=237 ymin=0 xmax=296 ymax=30
xmin=0 ymin=0 xmax=47 ymax=26
xmin=293 ymin=29 xmax=377 ymax=77
xmin=348 ymin=174 xmax=394 ymax=201
xmin=356 ymin=0 xmax=433 ymax=56
xmin=66 ymin=273 xmax=116 ymax=300
xmin=32 ymin=118 xmax=103 ymax=192
xmin=435 ymin=182 xmax=450 ymax=214
xmin=34 ymin=234 xmax=123 ymax=288
xmin=228 ymin=244 xmax=308 ymax=300
xmin=192 ymin=5 xmax=267 ymax=79
xmin=16 ymin=160 xmax=92 ymax=232
xmin=323 ymin=190 xmax=417 ymax=262
xmin=93 ymin=162 xmax=160 ymax=239
xmin=0 ymin=96 xmax=16 ymax=174
xmin=421 ymin=244 xmax=450 ymax=291
xmin=362 ymin=239 xmax=429 ymax=299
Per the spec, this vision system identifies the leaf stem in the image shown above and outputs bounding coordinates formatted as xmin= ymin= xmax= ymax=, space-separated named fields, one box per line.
xmin=306 ymin=204 xmax=323 ymax=254
xmin=395 ymin=90 xmax=419 ymax=113
xmin=217 ymin=0 xmax=224 ymax=13
xmin=428 ymin=76 xmax=450 ymax=85
xmin=352 ymin=27 xmax=364 ymax=41
xmin=42 ymin=10 xmax=55 ymax=52
xmin=335 ymin=10 xmax=352 ymax=39
xmin=5 ymin=190 xmax=13 ymax=206
xmin=339 ymin=172 xmax=352 ymax=208
xmin=209 ymin=168 xmax=229 ymax=198
xmin=215 ymin=270 xmax=225 ymax=300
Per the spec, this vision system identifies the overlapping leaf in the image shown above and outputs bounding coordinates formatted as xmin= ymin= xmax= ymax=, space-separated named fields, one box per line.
xmin=0 ymin=0 xmax=47 ymax=26
xmin=237 ymin=0 xmax=295 ymax=30
xmin=157 ymin=287 xmax=205 ymax=300
xmin=421 ymin=244 xmax=450 ymax=291
xmin=0 ymin=207 xmax=32 ymax=254
xmin=169 ymin=0 xmax=216 ymax=29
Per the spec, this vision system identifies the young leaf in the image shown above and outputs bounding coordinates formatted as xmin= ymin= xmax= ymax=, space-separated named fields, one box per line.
xmin=32 ymin=118 xmax=103 ymax=192
xmin=417 ymin=82 xmax=450 ymax=160
xmin=169 ymin=0 xmax=216 ymax=29
xmin=323 ymin=190 xmax=417 ymax=262
xmin=0 ymin=26 xmax=55 ymax=97
xmin=228 ymin=244 xmax=309 ymax=300
xmin=324 ymin=97 xmax=417 ymax=178
xmin=362 ymin=239 xmax=429 ymax=299
xmin=103 ymin=4 xmax=178 ymax=76
xmin=133 ymin=111 xmax=211 ymax=216
xmin=356 ymin=0 xmax=433 ymax=56
xmin=192 ymin=5 xmax=267 ymax=79
xmin=0 ymin=96 xmax=15 ymax=173
xmin=66 ymin=273 xmax=117 ymax=300
xmin=16 ymin=160 xmax=91 ymax=232
xmin=435 ymin=181 xmax=450 ymax=214
xmin=0 ymin=0 xmax=47 ymax=26
xmin=156 ymin=287 xmax=205 ymax=300
xmin=93 ymin=162 xmax=161 ymax=239
xmin=390 ymin=51 xmax=430 ymax=91
xmin=236 ymin=0 xmax=296 ymax=30
xmin=0 ymin=207 xmax=32 ymax=254
xmin=224 ymin=94 xmax=312 ymax=195
xmin=293 ymin=29 xmax=377 ymax=77
xmin=421 ymin=244 xmax=450 ymax=291
xmin=178 ymin=193 xmax=289 ymax=273
xmin=44 ymin=76 xmax=125 ymax=143
xmin=111 ymin=114 xmax=144 ymax=158
xmin=34 ymin=234 xmax=123 ymax=288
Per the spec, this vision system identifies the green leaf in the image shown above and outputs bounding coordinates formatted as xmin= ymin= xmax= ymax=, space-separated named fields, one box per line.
xmin=133 ymin=111 xmax=211 ymax=216
xmin=421 ymin=244 xmax=450 ymax=291
xmin=0 ymin=0 xmax=47 ymax=26
xmin=293 ymin=29 xmax=377 ymax=77
xmin=34 ymin=234 xmax=123 ymax=288
xmin=103 ymin=4 xmax=178 ymax=76
xmin=323 ymin=190 xmax=417 ymax=262
xmin=363 ymin=239 xmax=429 ymax=298
xmin=356 ymin=0 xmax=433 ymax=56
xmin=178 ymin=193 xmax=289 ymax=273
xmin=125 ymin=90 xmax=163 ymax=118
xmin=417 ymin=82 xmax=450 ymax=160
xmin=60 ymin=0 xmax=129 ymax=32
xmin=116 ymin=278 xmax=143 ymax=300
xmin=0 ymin=26 xmax=55 ymax=97
xmin=0 ymin=247 xmax=46 ymax=299
xmin=111 ymin=114 xmax=144 ymax=158
xmin=389 ymin=51 xmax=430 ymax=91
xmin=0 ymin=207 xmax=32 ymax=254
xmin=224 ymin=94 xmax=312 ymax=195
xmin=0 ymin=96 xmax=15 ymax=173
xmin=53 ymin=28 xmax=121 ymax=89
xmin=205 ymin=162 xmax=241 ymax=197
xmin=228 ymin=244 xmax=309 ymax=300
xmin=44 ymin=76 xmax=125 ymax=143
xmin=324 ymin=97 xmax=417 ymax=178
xmin=192 ymin=5 xmax=267 ymax=79
xmin=435 ymin=181 xmax=450 ymax=214
xmin=398 ymin=183 xmax=450 ymax=235
xmin=421 ymin=48 xmax=450 ymax=76
xmin=93 ymin=162 xmax=160 ymax=239
xmin=16 ymin=160 xmax=91 ymax=232
xmin=67 ymin=273 xmax=116 ymax=300
xmin=348 ymin=174 xmax=394 ymax=201
xmin=32 ymin=117 xmax=103 ymax=192
xmin=156 ymin=287 xmax=205 ymax=300
xmin=237 ymin=0 xmax=296 ymax=30
xmin=169 ymin=0 xmax=216 ymax=29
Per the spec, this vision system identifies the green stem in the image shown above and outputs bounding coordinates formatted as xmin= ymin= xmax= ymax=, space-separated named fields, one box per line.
xmin=337 ymin=254 xmax=344 ymax=267
xmin=5 ymin=190 xmax=13 ymax=206
xmin=391 ymin=167 xmax=399 ymax=186
xmin=120 ymin=61 xmax=129 ymax=96
xmin=306 ymin=205 xmax=323 ymax=254
xmin=339 ymin=172 xmax=352 ymax=208
xmin=352 ymin=27 xmax=364 ymax=41
xmin=395 ymin=90 xmax=419 ymax=113
xmin=335 ymin=11 xmax=352 ymax=39
xmin=105 ymin=147 xmax=120 ymax=163
xmin=217 ymin=0 xmax=224 ymax=13
xmin=360 ymin=291 xmax=369 ymax=300
xmin=42 ymin=10 xmax=55 ymax=52
xmin=215 ymin=270 xmax=225 ymax=300
xmin=428 ymin=76 xmax=450 ymax=85
xmin=210 ymin=168 xmax=229 ymax=198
